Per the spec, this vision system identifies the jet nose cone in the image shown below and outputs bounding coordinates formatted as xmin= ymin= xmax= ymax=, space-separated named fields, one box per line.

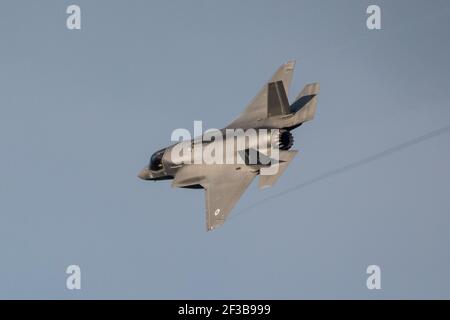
xmin=138 ymin=167 xmax=150 ymax=180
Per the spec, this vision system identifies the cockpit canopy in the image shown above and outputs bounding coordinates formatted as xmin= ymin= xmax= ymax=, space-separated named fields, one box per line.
xmin=149 ymin=148 xmax=166 ymax=171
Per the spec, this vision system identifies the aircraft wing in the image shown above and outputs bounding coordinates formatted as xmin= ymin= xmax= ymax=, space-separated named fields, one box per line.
xmin=227 ymin=61 xmax=295 ymax=129
xmin=171 ymin=164 xmax=257 ymax=230
xmin=201 ymin=166 xmax=256 ymax=231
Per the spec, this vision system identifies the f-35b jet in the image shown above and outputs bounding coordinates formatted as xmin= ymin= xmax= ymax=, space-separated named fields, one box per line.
xmin=138 ymin=61 xmax=319 ymax=230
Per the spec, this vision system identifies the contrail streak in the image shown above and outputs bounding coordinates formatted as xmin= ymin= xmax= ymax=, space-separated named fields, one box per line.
xmin=231 ymin=124 xmax=450 ymax=219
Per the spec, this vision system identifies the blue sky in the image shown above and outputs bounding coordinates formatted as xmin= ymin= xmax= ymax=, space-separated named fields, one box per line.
xmin=0 ymin=0 xmax=449 ymax=298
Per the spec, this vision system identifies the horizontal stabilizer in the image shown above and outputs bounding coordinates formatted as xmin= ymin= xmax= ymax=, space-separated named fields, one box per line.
xmin=259 ymin=150 xmax=298 ymax=189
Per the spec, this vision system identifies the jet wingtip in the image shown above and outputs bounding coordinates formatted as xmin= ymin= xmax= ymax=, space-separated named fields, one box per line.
xmin=285 ymin=60 xmax=296 ymax=69
xmin=206 ymin=221 xmax=225 ymax=232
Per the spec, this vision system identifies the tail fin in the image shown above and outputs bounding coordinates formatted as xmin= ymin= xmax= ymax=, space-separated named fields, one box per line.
xmin=290 ymin=82 xmax=319 ymax=124
xmin=267 ymin=80 xmax=290 ymax=117
xmin=290 ymin=83 xmax=320 ymax=112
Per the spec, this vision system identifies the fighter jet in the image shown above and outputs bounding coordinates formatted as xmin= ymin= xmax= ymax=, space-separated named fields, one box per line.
xmin=138 ymin=61 xmax=319 ymax=230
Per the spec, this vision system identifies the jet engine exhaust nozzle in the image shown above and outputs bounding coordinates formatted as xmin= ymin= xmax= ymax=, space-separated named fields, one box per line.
xmin=272 ymin=130 xmax=294 ymax=150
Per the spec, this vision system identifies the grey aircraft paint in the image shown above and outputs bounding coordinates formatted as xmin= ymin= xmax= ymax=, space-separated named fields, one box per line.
xmin=138 ymin=61 xmax=319 ymax=230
